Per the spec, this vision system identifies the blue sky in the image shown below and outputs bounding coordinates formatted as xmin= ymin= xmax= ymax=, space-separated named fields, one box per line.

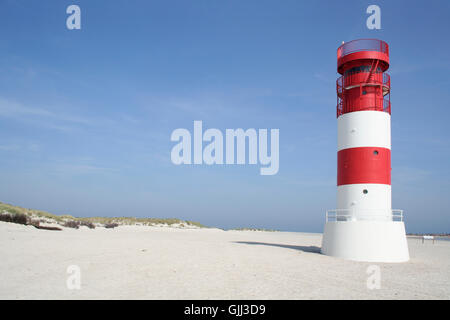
xmin=0 ymin=0 xmax=449 ymax=232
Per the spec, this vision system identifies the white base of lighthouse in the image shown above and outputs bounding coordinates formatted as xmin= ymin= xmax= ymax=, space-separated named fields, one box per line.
xmin=321 ymin=221 xmax=409 ymax=262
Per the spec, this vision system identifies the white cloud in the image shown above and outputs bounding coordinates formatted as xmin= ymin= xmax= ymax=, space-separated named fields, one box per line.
xmin=0 ymin=97 xmax=115 ymax=132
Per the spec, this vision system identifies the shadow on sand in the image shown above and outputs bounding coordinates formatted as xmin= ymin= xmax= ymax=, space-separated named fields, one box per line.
xmin=234 ymin=241 xmax=321 ymax=254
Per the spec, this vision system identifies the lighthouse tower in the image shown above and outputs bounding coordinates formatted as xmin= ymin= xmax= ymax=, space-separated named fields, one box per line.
xmin=321 ymin=39 xmax=409 ymax=262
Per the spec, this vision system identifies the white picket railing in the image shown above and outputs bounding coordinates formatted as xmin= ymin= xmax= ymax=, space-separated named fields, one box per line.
xmin=325 ymin=209 xmax=403 ymax=222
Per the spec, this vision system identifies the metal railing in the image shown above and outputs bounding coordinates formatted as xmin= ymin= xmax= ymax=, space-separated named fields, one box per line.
xmin=336 ymin=72 xmax=390 ymax=93
xmin=325 ymin=209 xmax=403 ymax=222
xmin=337 ymin=98 xmax=390 ymax=117
xmin=337 ymin=39 xmax=389 ymax=60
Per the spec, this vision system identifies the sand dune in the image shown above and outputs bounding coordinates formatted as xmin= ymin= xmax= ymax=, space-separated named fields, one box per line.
xmin=0 ymin=221 xmax=449 ymax=299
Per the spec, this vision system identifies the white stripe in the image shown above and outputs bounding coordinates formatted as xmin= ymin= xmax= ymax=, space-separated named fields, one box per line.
xmin=337 ymin=184 xmax=391 ymax=216
xmin=338 ymin=111 xmax=391 ymax=151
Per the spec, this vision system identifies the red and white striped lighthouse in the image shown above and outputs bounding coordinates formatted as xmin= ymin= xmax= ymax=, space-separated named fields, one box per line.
xmin=321 ymin=39 xmax=409 ymax=262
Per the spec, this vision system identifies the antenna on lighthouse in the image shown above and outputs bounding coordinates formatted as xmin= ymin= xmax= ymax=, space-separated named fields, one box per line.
xmin=321 ymin=39 xmax=409 ymax=263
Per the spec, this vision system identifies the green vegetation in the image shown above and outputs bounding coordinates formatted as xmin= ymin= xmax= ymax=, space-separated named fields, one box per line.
xmin=0 ymin=202 xmax=73 ymax=222
xmin=0 ymin=201 xmax=207 ymax=229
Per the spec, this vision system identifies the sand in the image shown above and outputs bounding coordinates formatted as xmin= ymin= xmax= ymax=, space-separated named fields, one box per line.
xmin=0 ymin=221 xmax=449 ymax=299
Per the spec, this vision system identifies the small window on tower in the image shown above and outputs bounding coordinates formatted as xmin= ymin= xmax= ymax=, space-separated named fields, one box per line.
xmin=362 ymin=90 xmax=367 ymax=95
xmin=363 ymin=189 xmax=368 ymax=194
xmin=373 ymin=150 xmax=379 ymax=155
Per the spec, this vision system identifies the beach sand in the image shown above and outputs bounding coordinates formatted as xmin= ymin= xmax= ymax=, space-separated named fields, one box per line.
xmin=0 ymin=221 xmax=449 ymax=299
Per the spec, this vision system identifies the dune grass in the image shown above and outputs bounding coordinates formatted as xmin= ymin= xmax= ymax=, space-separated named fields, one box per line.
xmin=0 ymin=201 xmax=207 ymax=229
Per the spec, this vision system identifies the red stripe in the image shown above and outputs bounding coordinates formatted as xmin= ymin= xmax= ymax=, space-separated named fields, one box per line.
xmin=337 ymin=147 xmax=391 ymax=185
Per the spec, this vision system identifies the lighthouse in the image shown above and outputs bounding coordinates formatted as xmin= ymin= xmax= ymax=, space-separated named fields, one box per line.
xmin=321 ymin=39 xmax=409 ymax=262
